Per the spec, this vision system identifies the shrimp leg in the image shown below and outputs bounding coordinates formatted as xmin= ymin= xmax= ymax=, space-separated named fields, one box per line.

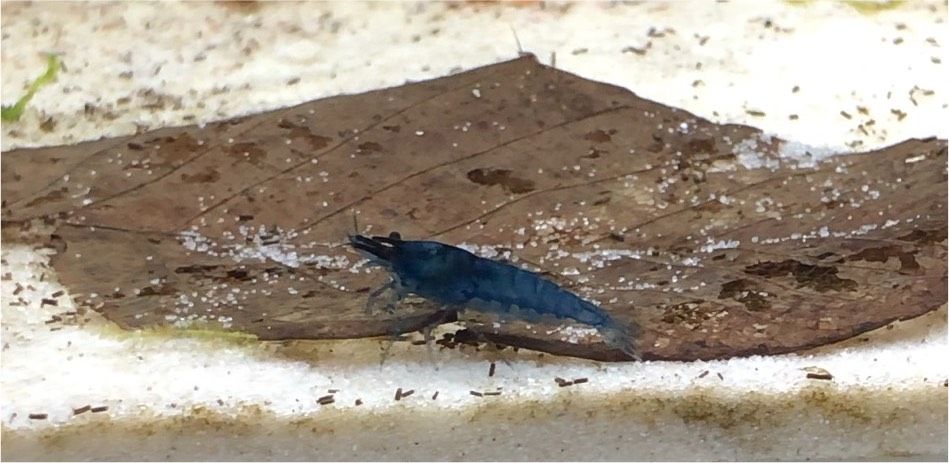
xmin=365 ymin=276 xmax=404 ymax=316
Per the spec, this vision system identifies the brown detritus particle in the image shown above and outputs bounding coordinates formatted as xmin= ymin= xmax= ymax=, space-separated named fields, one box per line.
xmin=789 ymin=114 xmax=799 ymax=120
xmin=890 ymin=108 xmax=907 ymax=120
xmin=691 ymin=80 xmax=703 ymax=87
xmin=647 ymin=26 xmax=674 ymax=38
xmin=804 ymin=367 xmax=834 ymax=381
xmin=432 ymin=391 xmax=439 ymax=400
xmin=317 ymin=395 xmax=335 ymax=405
xmin=13 ymin=284 xmax=23 ymax=295
xmin=286 ymin=77 xmax=300 ymax=85
xmin=483 ymin=391 xmax=501 ymax=396
xmin=44 ymin=315 xmax=62 ymax=324
xmin=470 ymin=391 xmax=483 ymax=397
xmin=394 ymin=387 xmax=403 ymax=401
xmin=90 ymin=406 xmax=108 ymax=413
xmin=400 ymin=389 xmax=415 ymax=399
xmin=932 ymin=57 xmax=942 ymax=64
xmin=488 ymin=362 xmax=496 ymax=377
xmin=746 ymin=109 xmax=766 ymax=117
xmin=571 ymin=48 xmax=588 ymax=55
xmin=893 ymin=37 xmax=903 ymax=45
xmin=621 ymin=43 xmax=650 ymax=55
xmin=697 ymin=370 xmax=709 ymax=379
xmin=72 ymin=405 xmax=91 ymax=415
xmin=792 ymin=85 xmax=800 ymax=93
xmin=29 ymin=413 xmax=48 ymax=420
xmin=840 ymin=110 xmax=852 ymax=119
xmin=573 ymin=377 xmax=589 ymax=384
xmin=51 ymin=290 xmax=65 ymax=297
xmin=1 ymin=272 xmax=11 ymax=281
xmin=717 ymin=373 xmax=724 ymax=380
xmin=555 ymin=377 xmax=573 ymax=387
xmin=327 ymin=389 xmax=339 ymax=394
xmin=40 ymin=117 xmax=57 ymax=133
xmin=355 ymin=399 xmax=363 ymax=406
xmin=856 ymin=106 xmax=869 ymax=115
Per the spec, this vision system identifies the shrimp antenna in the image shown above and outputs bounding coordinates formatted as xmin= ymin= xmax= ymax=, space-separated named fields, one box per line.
xmin=510 ymin=26 xmax=525 ymax=56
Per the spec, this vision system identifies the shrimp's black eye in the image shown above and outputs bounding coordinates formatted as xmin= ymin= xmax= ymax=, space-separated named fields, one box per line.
xmin=389 ymin=231 xmax=402 ymax=240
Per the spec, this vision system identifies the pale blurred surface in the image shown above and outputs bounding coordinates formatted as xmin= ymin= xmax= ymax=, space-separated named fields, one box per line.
xmin=1 ymin=1 xmax=946 ymax=460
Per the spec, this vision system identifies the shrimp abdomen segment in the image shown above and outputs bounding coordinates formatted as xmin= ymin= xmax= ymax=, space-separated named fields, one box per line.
xmin=469 ymin=257 xmax=610 ymax=328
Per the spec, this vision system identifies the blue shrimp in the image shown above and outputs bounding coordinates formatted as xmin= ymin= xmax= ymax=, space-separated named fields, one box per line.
xmin=349 ymin=232 xmax=639 ymax=360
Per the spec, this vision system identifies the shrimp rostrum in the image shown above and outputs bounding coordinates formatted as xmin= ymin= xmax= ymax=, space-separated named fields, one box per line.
xmin=350 ymin=232 xmax=639 ymax=360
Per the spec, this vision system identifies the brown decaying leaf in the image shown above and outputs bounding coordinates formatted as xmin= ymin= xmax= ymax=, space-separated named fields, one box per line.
xmin=2 ymin=55 xmax=946 ymax=361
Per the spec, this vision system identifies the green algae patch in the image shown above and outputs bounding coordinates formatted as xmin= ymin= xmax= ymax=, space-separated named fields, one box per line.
xmin=843 ymin=0 xmax=905 ymax=14
xmin=95 ymin=322 xmax=259 ymax=347
xmin=785 ymin=0 xmax=906 ymax=14
xmin=2 ymin=54 xmax=60 ymax=122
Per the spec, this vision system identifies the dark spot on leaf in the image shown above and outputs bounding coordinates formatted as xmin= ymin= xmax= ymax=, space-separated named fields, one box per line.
xmin=278 ymin=120 xmax=333 ymax=150
xmin=24 ymin=188 xmax=67 ymax=208
xmin=660 ymin=301 xmax=718 ymax=330
xmin=583 ymin=129 xmax=612 ymax=143
xmin=582 ymin=148 xmax=607 ymax=159
xmin=847 ymin=246 xmax=921 ymax=274
xmin=226 ymin=269 xmax=252 ymax=281
xmin=685 ymin=137 xmax=718 ymax=155
xmin=466 ymin=168 xmax=535 ymax=194
xmin=180 ymin=168 xmax=221 ymax=184
xmin=175 ymin=265 xmax=219 ymax=274
xmin=718 ymin=279 xmax=772 ymax=311
xmin=357 ymin=142 xmax=384 ymax=154
xmin=149 ymin=133 xmax=201 ymax=169
xmin=744 ymin=259 xmax=857 ymax=292
xmin=647 ymin=133 xmax=665 ymax=153
xmin=898 ymin=226 xmax=946 ymax=245
xmin=227 ymin=142 xmax=267 ymax=166
xmin=138 ymin=285 xmax=175 ymax=297
xmin=592 ymin=195 xmax=611 ymax=206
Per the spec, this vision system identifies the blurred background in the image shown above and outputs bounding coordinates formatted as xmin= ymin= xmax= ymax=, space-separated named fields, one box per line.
xmin=2 ymin=1 xmax=946 ymax=460
xmin=3 ymin=1 xmax=945 ymax=152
